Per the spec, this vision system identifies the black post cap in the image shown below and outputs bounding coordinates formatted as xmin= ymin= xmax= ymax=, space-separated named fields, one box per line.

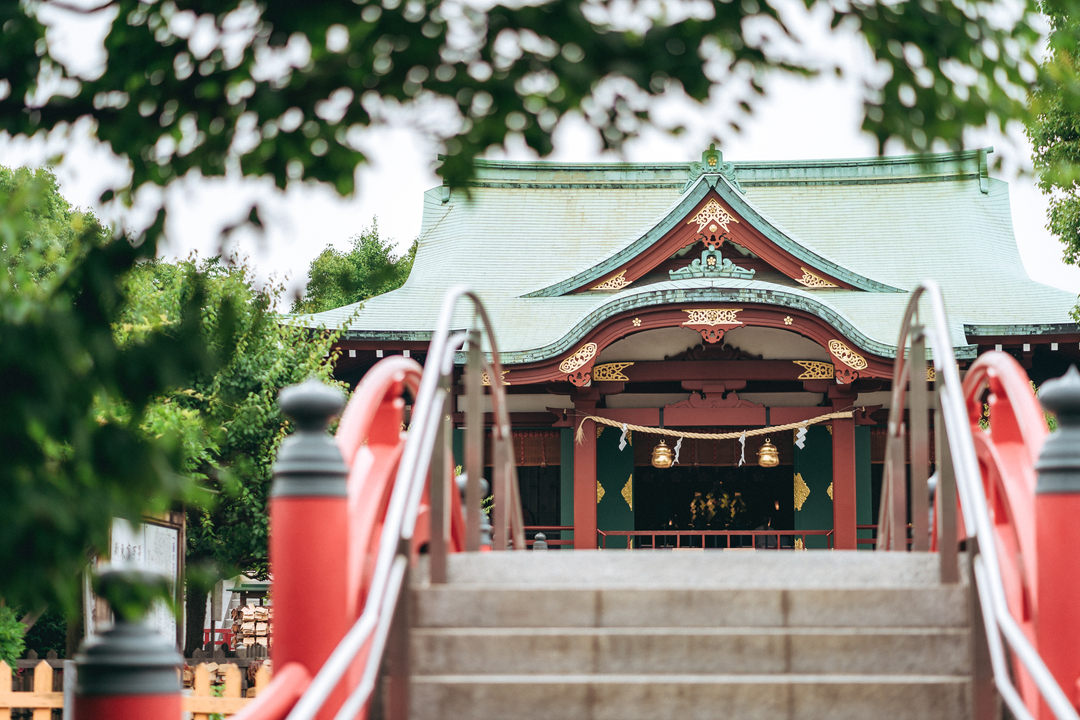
xmin=273 ymin=379 xmax=348 ymax=497
xmin=1035 ymin=365 xmax=1080 ymax=493
xmin=75 ymin=568 xmax=183 ymax=696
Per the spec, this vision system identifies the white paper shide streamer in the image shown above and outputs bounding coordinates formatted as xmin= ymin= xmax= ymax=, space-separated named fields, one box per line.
xmin=795 ymin=424 xmax=808 ymax=449
xmin=738 ymin=432 xmax=746 ymax=466
xmin=618 ymin=423 xmax=629 ymax=451
xmin=673 ymin=437 xmax=682 ymax=464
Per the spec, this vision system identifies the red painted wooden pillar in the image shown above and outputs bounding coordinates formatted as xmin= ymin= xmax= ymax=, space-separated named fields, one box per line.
xmin=573 ymin=409 xmax=598 ymax=549
xmin=831 ymin=405 xmax=858 ymax=550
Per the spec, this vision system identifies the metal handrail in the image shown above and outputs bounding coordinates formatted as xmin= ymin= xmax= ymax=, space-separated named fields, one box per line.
xmin=880 ymin=281 xmax=1079 ymax=720
xmin=284 ymin=286 xmax=525 ymax=720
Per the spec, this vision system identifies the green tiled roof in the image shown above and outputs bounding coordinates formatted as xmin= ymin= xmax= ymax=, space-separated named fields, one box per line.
xmin=301 ymin=149 xmax=1077 ymax=363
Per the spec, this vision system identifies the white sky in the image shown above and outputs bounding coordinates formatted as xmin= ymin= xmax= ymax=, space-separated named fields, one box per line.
xmin=2 ymin=3 xmax=1079 ymax=310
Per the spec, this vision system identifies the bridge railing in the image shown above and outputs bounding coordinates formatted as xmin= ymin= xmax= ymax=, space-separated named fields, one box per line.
xmin=878 ymin=281 xmax=1080 ymax=720
xmin=235 ymin=286 xmax=524 ymax=720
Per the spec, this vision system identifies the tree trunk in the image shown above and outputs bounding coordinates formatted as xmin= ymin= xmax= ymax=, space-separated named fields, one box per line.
xmin=183 ymin=586 xmax=208 ymax=657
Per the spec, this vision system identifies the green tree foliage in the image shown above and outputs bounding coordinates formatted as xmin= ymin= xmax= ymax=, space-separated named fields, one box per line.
xmin=119 ymin=256 xmax=339 ymax=652
xmin=0 ymin=167 xmax=228 ymax=615
xmin=21 ymin=609 xmax=69 ymax=659
xmin=1028 ymin=3 xmax=1080 ymax=317
xmin=0 ymin=607 xmax=26 ymax=667
xmin=0 ymin=0 xmax=1058 ymax=216
xmin=293 ymin=221 xmax=416 ymax=314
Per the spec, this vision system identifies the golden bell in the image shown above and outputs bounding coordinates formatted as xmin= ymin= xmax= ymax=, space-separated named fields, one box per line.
xmin=651 ymin=439 xmax=674 ymax=469
xmin=757 ymin=438 xmax=780 ymax=468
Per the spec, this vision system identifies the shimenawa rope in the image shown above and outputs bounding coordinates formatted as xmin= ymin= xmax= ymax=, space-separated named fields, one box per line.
xmin=574 ymin=410 xmax=856 ymax=445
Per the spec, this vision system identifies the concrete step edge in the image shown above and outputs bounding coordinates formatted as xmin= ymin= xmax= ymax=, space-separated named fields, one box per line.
xmin=411 ymin=626 xmax=971 ymax=637
xmin=412 ymin=673 xmax=971 ymax=685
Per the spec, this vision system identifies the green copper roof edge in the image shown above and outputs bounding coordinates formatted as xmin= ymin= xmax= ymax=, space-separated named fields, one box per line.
xmin=463 ymin=148 xmax=985 ymax=173
xmin=524 ymin=177 xmax=904 ymax=298
xmin=457 ymin=182 xmax=688 ymax=190
xmin=459 ymin=173 xmax=980 ymax=191
xmin=964 ymin=322 xmax=1080 ymax=336
xmin=452 ymin=287 xmax=978 ymax=365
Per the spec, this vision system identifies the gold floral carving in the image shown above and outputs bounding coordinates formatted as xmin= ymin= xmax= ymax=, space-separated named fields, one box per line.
xmin=784 ymin=316 xmax=793 ymax=326
xmin=927 ymin=367 xmax=936 ymax=381
xmin=559 ymin=342 xmax=598 ymax=374
xmin=597 ymin=425 xmax=605 ymax=439
xmin=796 ymin=268 xmax=839 ymax=288
xmin=597 ymin=480 xmax=605 ymax=504
xmin=682 ymin=308 xmax=743 ymax=326
xmin=632 ymin=318 xmax=642 ymax=327
xmin=481 ymin=370 xmax=510 ymax=386
xmin=793 ymin=360 xmax=835 ymax=380
xmin=621 ymin=475 xmax=633 ymax=510
xmin=593 ymin=271 xmax=629 ymax=291
xmin=794 ymin=472 xmax=811 ymax=511
xmin=827 ymin=482 xmax=833 ymax=501
xmin=794 ymin=538 xmax=805 ymax=550
xmin=828 ymin=339 xmax=868 ymax=370
xmin=687 ymin=198 xmax=740 ymax=233
xmin=592 ymin=362 xmax=635 ymax=382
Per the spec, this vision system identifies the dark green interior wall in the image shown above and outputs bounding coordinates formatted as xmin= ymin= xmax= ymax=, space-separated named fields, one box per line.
xmin=452 ymin=429 xmax=464 ymax=472
xmin=856 ymin=426 xmax=872 ymax=549
xmin=560 ymin=428 xmax=575 ymax=547
xmin=596 ymin=427 xmax=635 ymax=548
xmin=794 ymin=426 xmax=832 ymax=548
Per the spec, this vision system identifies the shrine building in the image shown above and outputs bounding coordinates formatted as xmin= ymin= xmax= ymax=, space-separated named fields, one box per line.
xmin=301 ymin=147 xmax=1079 ymax=551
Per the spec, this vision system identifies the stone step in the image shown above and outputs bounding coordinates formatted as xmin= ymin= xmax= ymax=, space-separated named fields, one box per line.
xmin=413 ymin=585 xmax=969 ymax=629
xmin=409 ymin=674 xmax=970 ymax=720
xmin=410 ymin=626 xmax=971 ymax=677
xmin=434 ymin=550 xmax=946 ymax=589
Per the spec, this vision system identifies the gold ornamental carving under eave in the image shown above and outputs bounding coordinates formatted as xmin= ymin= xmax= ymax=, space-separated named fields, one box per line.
xmin=688 ymin=198 xmax=740 ymax=233
xmin=559 ymin=342 xmax=598 ymax=374
xmin=593 ymin=271 xmax=630 ymax=291
xmin=827 ymin=482 xmax=834 ymax=501
xmin=828 ymin=339 xmax=868 ymax=370
xmin=794 ymin=472 xmax=811 ymax=511
xmin=796 ymin=268 xmax=839 ymax=289
xmin=593 ymin=362 xmax=635 ymax=382
xmin=682 ymin=308 xmax=743 ymax=327
xmin=597 ymin=480 xmax=605 ymax=504
xmin=481 ymin=370 xmax=510 ymax=386
xmin=793 ymin=360 xmax=835 ymax=380
xmin=621 ymin=475 xmax=633 ymax=510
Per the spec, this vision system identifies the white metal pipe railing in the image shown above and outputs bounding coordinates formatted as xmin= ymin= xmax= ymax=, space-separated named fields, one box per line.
xmin=881 ymin=281 xmax=1079 ymax=720
xmin=285 ymin=286 xmax=524 ymax=720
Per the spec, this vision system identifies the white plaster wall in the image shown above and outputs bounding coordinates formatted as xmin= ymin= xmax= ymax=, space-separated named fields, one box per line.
xmin=596 ymin=327 xmax=703 ymax=362
xmin=457 ymin=394 xmax=575 ymax=413
xmin=722 ymin=327 xmax=831 ymax=361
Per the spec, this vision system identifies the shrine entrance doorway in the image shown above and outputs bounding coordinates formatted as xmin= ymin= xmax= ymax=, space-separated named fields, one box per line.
xmin=633 ymin=464 xmax=793 ymax=548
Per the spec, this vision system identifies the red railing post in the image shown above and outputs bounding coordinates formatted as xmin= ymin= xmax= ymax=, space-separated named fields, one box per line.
xmin=1033 ymin=366 xmax=1080 ymax=716
xmin=270 ymin=379 xmax=349 ymax=719
xmin=74 ymin=569 xmax=182 ymax=720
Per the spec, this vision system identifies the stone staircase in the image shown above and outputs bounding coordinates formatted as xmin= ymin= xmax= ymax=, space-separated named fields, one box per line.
xmin=410 ymin=551 xmax=971 ymax=720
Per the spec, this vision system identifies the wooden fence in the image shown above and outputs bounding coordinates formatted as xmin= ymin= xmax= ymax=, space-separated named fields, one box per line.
xmin=0 ymin=660 xmax=271 ymax=719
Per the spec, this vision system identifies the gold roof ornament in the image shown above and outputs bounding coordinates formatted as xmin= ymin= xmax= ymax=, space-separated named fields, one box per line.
xmin=757 ymin=438 xmax=780 ymax=467
xmin=651 ymin=439 xmax=674 ymax=469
